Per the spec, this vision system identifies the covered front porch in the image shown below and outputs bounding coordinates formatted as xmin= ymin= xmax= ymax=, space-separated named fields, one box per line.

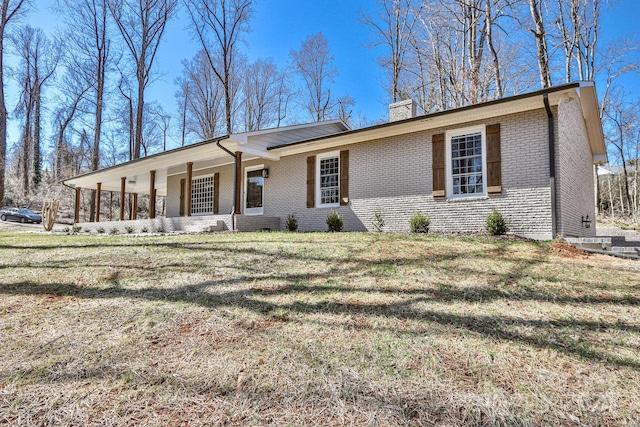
xmin=63 ymin=121 xmax=349 ymax=232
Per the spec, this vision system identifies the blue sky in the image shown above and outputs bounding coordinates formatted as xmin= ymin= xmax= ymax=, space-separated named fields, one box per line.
xmin=153 ymin=0 xmax=388 ymax=126
xmin=8 ymin=0 xmax=640 ymax=151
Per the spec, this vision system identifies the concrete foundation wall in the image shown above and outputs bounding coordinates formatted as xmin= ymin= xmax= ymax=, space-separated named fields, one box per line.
xmin=75 ymin=215 xmax=232 ymax=233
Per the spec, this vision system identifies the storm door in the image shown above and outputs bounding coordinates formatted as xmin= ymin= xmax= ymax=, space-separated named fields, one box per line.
xmin=244 ymin=166 xmax=264 ymax=215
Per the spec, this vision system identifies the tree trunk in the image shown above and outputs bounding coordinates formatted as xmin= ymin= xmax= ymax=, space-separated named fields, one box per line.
xmin=0 ymin=22 xmax=6 ymax=204
xmin=134 ymin=62 xmax=144 ymax=159
xmin=529 ymin=0 xmax=552 ymax=88
xmin=33 ymin=81 xmax=42 ymax=190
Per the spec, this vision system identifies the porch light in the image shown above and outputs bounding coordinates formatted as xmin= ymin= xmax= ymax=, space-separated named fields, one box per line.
xmin=581 ymin=215 xmax=591 ymax=228
xmin=128 ymin=179 xmax=136 ymax=184
xmin=262 ymin=168 xmax=270 ymax=178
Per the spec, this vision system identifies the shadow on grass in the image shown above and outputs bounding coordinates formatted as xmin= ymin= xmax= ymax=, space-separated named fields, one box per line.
xmin=2 ymin=232 xmax=638 ymax=371
xmin=2 ymin=270 xmax=639 ymax=371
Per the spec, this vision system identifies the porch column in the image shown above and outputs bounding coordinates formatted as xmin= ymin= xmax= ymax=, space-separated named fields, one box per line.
xmin=234 ymin=151 xmax=242 ymax=214
xmin=95 ymin=182 xmax=101 ymax=222
xmin=120 ymin=177 xmax=126 ymax=221
xmin=74 ymin=187 xmax=81 ymax=223
xmin=132 ymin=193 xmax=138 ymax=220
xmin=149 ymin=170 xmax=156 ymax=219
xmin=186 ymin=162 xmax=193 ymax=216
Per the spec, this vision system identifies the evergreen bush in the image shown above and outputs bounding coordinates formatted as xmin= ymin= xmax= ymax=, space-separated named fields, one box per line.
xmin=486 ymin=208 xmax=509 ymax=235
xmin=326 ymin=211 xmax=343 ymax=232
xmin=409 ymin=212 xmax=430 ymax=233
xmin=285 ymin=214 xmax=298 ymax=232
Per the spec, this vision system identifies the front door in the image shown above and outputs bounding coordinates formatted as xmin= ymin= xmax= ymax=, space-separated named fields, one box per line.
xmin=244 ymin=166 xmax=264 ymax=215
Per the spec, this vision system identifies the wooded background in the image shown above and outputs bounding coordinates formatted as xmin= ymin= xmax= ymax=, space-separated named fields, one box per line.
xmin=0 ymin=0 xmax=638 ymax=223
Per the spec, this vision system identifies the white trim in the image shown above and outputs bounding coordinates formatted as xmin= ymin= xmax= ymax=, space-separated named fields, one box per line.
xmin=191 ymin=173 xmax=215 ymax=215
xmin=445 ymin=125 xmax=487 ymax=199
xmin=244 ymin=164 xmax=265 ymax=216
xmin=316 ymin=151 xmax=340 ymax=208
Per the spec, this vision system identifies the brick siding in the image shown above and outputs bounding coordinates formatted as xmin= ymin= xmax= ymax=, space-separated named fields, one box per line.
xmin=157 ymin=105 xmax=595 ymax=240
xmin=556 ymin=97 xmax=597 ymax=237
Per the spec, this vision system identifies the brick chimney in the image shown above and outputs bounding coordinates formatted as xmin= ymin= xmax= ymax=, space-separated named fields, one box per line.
xmin=389 ymin=99 xmax=417 ymax=122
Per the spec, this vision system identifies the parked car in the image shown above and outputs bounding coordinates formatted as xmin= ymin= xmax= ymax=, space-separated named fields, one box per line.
xmin=0 ymin=207 xmax=42 ymax=224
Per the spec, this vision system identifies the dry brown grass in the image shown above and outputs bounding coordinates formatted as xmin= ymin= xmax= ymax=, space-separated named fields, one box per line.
xmin=0 ymin=231 xmax=639 ymax=426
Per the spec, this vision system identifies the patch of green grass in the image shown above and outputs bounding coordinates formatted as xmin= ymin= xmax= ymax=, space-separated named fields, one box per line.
xmin=0 ymin=231 xmax=639 ymax=425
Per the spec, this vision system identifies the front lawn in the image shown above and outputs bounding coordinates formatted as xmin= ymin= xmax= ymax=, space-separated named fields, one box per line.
xmin=0 ymin=231 xmax=638 ymax=425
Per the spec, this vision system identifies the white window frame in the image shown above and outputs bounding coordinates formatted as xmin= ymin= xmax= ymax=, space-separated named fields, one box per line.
xmin=244 ymin=164 xmax=264 ymax=216
xmin=191 ymin=174 xmax=215 ymax=215
xmin=445 ymin=125 xmax=487 ymax=199
xmin=316 ymin=151 xmax=340 ymax=208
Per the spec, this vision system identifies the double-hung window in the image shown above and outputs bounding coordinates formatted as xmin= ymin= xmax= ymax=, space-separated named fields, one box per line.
xmin=317 ymin=152 xmax=340 ymax=207
xmin=446 ymin=126 xmax=487 ymax=198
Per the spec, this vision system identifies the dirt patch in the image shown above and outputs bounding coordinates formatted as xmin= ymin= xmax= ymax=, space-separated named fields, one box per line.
xmin=551 ymin=241 xmax=591 ymax=258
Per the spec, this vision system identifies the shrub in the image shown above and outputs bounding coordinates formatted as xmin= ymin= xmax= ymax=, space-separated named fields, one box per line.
xmin=109 ymin=227 xmax=119 ymax=235
xmin=372 ymin=211 xmax=385 ymax=232
xmin=62 ymin=226 xmax=70 ymax=233
xmin=409 ymin=212 xmax=430 ymax=233
xmin=140 ymin=226 xmax=148 ymax=233
xmin=155 ymin=225 xmax=165 ymax=233
xmin=97 ymin=227 xmax=105 ymax=234
xmin=72 ymin=225 xmax=81 ymax=234
xmin=125 ymin=226 xmax=135 ymax=234
xmin=326 ymin=211 xmax=343 ymax=232
xmin=486 ymin=208 xmax=509 ymax=235
xmin=285 ymin=214 xmax=298 ymax=232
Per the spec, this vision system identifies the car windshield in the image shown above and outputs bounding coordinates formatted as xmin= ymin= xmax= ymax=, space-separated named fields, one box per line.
xmin=18 ymin=209 xmax=36 ymax=214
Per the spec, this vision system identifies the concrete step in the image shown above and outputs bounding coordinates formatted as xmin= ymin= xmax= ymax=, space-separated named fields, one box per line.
xmin=565 ymin=236 xmax=639 ymax=259
xmin=611 ymin=246 xmax=640 ymax=256
xmin=207 ymin=220 xmax=227 ymax=232
xmin=565 ymin=237 xmax=612 ymax=251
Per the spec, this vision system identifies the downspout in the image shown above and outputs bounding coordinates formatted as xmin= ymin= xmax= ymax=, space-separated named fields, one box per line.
xmin=216 ymin=136 xmax=237 ymax=230
xmin=543 ymin=93 xmax=557 ymax=239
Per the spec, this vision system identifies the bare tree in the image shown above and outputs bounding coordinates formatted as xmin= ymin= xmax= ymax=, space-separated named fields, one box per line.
xmin=362 ymin=0 xmax=424 ymax=103
xmin=602 ymin=91 xmax=639 ymax=217
xmin=553 ymin=0 xmax=601 ymax=83
xmin=395 ymin=0 xmax=525 ymax=111
xmin=60 ymin=0 xmax=111 ymax=220
xmin=158 ymin=109 xmax=170 ymax=151
xmin=0 ymin=0 xmax=29 ymax=203
xmin=11 ymin=25 xmax=58 ymax=195
xmin=115 ymin=72 xmax=135 ymax=160
xmin=336 ymin=94 xmax=355 ymax=127
xmin=175 ymin=49 xmax=225 ymax=140
xmin=184 ymin=0 xmax=253 ymax=135
xmin=107 ymin=0 xmax=177 ymax=159
xmin=241 ymin=58 xmax=287 ymax=131
xmin=53 ymin=69 xmax=90 ymax=181
xmin=529 ymin=0 xmax=552 ymax=88
xmin=290 ymin=32 xmax=338 ymax=122
xmin=140 ymin=101 xmax=163 ymax=156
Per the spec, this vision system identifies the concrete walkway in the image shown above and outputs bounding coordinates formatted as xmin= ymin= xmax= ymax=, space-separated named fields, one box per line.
xmin=597 ymin=225 xmax=640 ymax=248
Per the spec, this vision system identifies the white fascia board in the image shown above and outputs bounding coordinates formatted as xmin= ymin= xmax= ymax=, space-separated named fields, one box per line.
xmin=576 ymin=83 xmax=607 ymax=163
xmin=64 ymin=139 xmax=243 ymax=192
xmin=230 ymin=120 xmax=349 ymax=141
